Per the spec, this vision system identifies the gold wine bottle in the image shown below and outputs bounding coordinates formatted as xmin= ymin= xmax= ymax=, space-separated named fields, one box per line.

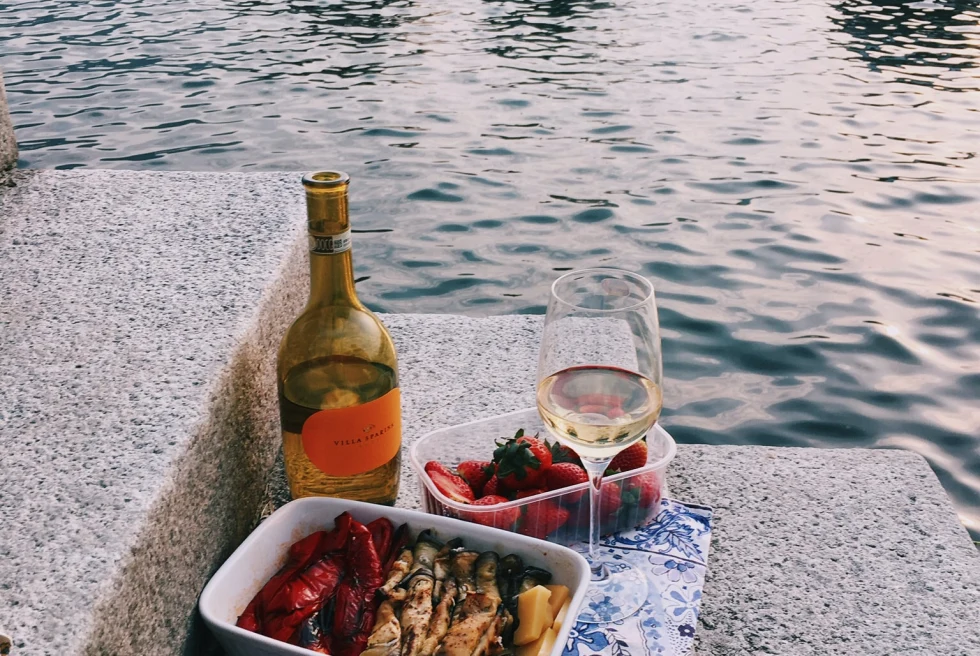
xmin=277 ymin=171 xmax=401 ymax=505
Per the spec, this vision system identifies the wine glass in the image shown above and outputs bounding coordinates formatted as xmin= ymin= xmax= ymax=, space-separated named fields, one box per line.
xmin=536 ymin=268 xmax=663 ymax=623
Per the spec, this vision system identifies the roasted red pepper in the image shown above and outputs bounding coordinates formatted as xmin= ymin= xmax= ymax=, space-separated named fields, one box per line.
xmin=332 ymin=520 xmax=385 ymax=656
xmin=235 ymin=531 xmax=321 ymax=633
xmin=236 ymin=525 xmax=338 ymax=633
xmin=264 ymin=553 xmax=346 ymax=643
xmin=383 ymin=523 xmax=411 ymax=575
xmin=235 ymin=512 xmax=393 ymax=655
xmin=237 ymin=513 xmax=353 ymax=638
xmin=297 ymin=608 xmax=334 ymax=654
xmin=366 ymin=517 xmax=393 ymax=567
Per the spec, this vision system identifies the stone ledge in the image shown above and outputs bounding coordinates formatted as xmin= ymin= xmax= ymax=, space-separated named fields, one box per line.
xmin=1 ymin=171 xmax=977 ymax=656
xmin=0 ymin=69 xmax=16 ymax=171
xmin=669 ymin=444 xmax=980 ymax=655
xmin=1 ymin=170 xmax=306 ymax=655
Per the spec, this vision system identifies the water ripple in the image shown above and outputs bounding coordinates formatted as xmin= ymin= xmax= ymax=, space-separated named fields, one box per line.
xmin=3 ymin=0 xmax=980 ymax=539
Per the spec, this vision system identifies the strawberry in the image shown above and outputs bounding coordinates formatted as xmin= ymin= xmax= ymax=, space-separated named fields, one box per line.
xmin=545 ymin=463 xmax=589 ymax=503
xmin=465 ymin=495 xmax=521 ymax=530
xmin=567 ymin=480 xmax=624 ymax=533
xmin=627 ymin=472 xmax=662 ymax=508
xmin=425 ymin=461 xmax=475 ymax=504
xmin=616 ymin=472 xmax=662 ymax=531
xmin=457 ymin=460 xmax=493 ymax=497
xmin=600 ymin=483 xmax=623 ymax=519
xmin=483 ymin=475 xmax=503 ymax=498
xmin=519 ymin=499 xmax=571 ymax=540
xmin=516 ymin=488 xmax=548 ymax=500
xmin=607 ymin=440 xmax=647 ymax=474
xmin=600 ymin=481 xmax=627 ymax=534
xmin=492 ymin=430 xmax=553 ymax=490
xmin=546 ymin=439 xmax=583 ymax=467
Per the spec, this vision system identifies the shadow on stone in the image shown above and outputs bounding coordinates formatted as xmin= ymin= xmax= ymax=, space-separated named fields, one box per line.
xmin=80 ymin=236 xmax=307 ymax=656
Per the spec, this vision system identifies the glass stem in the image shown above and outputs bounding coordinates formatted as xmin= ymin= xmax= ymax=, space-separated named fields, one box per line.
xmin=582 ymin=457 xmax=612 ymax=580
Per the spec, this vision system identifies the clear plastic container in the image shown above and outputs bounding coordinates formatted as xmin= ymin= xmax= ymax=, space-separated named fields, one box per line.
xmin=410 ymin=407 xmax=677 ymax=546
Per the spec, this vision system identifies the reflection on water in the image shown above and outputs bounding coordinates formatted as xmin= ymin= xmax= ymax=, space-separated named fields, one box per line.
xmin=832 ymin=0 xmax=980 ymax=89
xmin=2 ymin=0 xmax=980 ymax=539
xmin=482 ymin=0 xmax=614 ymax=57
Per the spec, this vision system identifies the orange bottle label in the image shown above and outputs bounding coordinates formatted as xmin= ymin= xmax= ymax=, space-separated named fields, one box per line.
xmin=301 ymin=388 xmax=402 ymax=477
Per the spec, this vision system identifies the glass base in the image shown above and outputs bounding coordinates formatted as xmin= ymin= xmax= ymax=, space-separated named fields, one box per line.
xmin=578 ymin=560 xmax=649 ymax=623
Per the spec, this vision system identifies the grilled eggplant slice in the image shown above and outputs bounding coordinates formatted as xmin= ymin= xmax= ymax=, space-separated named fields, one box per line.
xmin=517 ymin=567 xmax=553 ymax=595
xmin=419 ymin=578 xmax=457 ymax=656
xmin=432 ymin=538 xmax=461 ymax=604
xmin=409 ymin=530 xmax=443 ymax=573
xmin=436 ymin=552 xmax=503 ymax=656
xmin=363 ymin=600 xmax=401 ymax=656
xmin=496 ymin=606 xmax=516 ymax=650
xmin=400 ymin=570 xmax=435 ymax=656
xmin=380 ymin=547 xmax=414 ymax=599
xmin=498 ymin=554 xmax=525 ymax=616
xmin=400 ymin=533 xmax=444 ymax=656
xmin=473 ymin=606 xmax=508 ymax=656
xmin=450 ymin=550 xmax=480 ymax=606
xmin=475 ymin=552 xmax=500 ymax=597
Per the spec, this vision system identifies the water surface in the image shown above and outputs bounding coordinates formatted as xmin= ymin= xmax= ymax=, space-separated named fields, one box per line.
xmin=2 ymin=0 xmax=979 ymax=539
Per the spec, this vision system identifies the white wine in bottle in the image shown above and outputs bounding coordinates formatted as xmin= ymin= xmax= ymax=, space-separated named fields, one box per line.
xmin=277 ymin=171 xmax=401 ymax=504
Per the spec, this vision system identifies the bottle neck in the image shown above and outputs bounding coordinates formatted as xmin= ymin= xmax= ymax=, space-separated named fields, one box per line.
xmin=309 ymin=249 xmax=358 ymax=307
xmin=303 ymin=177 xmax=361 ymax=308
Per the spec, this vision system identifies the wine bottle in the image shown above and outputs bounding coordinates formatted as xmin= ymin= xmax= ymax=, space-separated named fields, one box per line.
xmin=277 ymin=171 xmax=401 ymax=504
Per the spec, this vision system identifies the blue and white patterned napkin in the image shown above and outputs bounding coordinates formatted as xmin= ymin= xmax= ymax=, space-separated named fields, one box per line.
xmin=562 ymin=499 xmax=713 ymax=656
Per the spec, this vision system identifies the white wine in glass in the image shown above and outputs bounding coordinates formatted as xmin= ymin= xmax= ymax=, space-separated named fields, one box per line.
xmin=537 ymin=365 xmax=662 ymax=459
xmin=536 ymin=268 xmax=663 ymax=623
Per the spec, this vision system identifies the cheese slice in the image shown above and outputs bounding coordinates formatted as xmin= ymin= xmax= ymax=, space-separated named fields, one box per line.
xmin=517 ymin=626 xmax=559 ymax=656
xmin=552 ymin=599 xmax=572 ymax=632
xmin=514 ymin=585 xmax=553 ymax=646
xmin=516 ymin=628 xmax=548 ymax=656
xmin=537 ymin=627 xmax=559 ymax=656
xmin=544 ymin=585 xmax=570 ymax=623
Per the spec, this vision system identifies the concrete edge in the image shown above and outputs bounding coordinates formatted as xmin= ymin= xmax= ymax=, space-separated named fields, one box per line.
xmin=669 ymin=443 xmax=980 ymax=655
xmin=79 ymin=229 xmax=308 ymax=655
xmin=0 ymin=169 xmax=32 ymax=204
xmin=672 ymin=443 xmax=977 ymax=547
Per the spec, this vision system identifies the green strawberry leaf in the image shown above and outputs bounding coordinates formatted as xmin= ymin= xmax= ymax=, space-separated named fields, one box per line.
xmin=493 ymin=439 xmax=542 ymax=480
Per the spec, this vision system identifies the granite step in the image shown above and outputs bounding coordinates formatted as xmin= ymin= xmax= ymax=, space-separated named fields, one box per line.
xmin=1 ymin=170 xmax=977 ymax=656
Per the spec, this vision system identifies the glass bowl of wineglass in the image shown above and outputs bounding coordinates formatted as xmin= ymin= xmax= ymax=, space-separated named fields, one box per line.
xmin=536 ymin=268 xmax=664 ymax=623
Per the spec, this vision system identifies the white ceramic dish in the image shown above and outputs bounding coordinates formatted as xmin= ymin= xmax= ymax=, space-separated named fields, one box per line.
xmin=199 ymin=496 xmax=591 ymax=656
